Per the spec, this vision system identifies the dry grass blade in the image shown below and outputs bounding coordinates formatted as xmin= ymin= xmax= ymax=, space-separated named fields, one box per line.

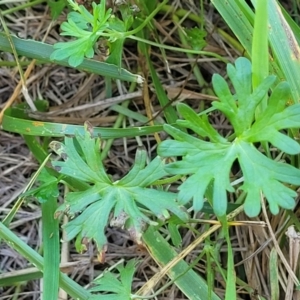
xmin=137 ymin=205 xmax=245 ymax=297
xmin=2 ymin=1 xmax=300 ymax=299
xmin=285 ymin=226 xmax=300 ymax=300
xmin=260 ymin=193 xmax=299 ymax=286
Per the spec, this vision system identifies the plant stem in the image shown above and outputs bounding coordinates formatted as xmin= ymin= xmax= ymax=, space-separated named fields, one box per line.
xmin=1 ymin=0 xmax=45 ymax=15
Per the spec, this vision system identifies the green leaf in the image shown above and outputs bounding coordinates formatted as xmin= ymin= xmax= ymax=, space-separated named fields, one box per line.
xmin=48 ymin=0 xmax=67 ymax=20
xmin=66 ymin=11 xmax=92 ymax=29
xmin=159 ymin=125 xmax=235 ymax=215
xmin=50 ymin=0 xmax=115 ymax=67
xmin=49 ymin=133 xmax=111 ymax=184
xmin=168 ymin=222 xmax=182 ymax=247
xmin=243 ymin=82 xmax=300 ymax=154
xmin=51 ymin=123 xmax=188 ymax=251
xmin=116 ymin=2 xmax=135 ymax=31
xmin=89 ymin=260 xmax=137 ymax=299
xmin=94 ymin=0 xmax=112 ymax=29
xmin=51 ymin=36 xmax=96 ymax=67
xmin=25 ymin=169 xmax=60 ymax=204
xmin=32 ymin=170 xmax=60 ymax=300
xmin=177 ymin=103 xmax=227 ymax=143
xmin=60 ymin=16 xmax=91 ymax=37
xmin=185 ymin=27 xmax=207 ymax=50
xmin=62 ymin=197 xmax=116 ymax=251
xmin=158 ymin=57 xmax=300 ymax=217
xmin=212 ymin=58 xmax=276 ymax=135
xmin=237 ymin=140 xmax=300 ymax=216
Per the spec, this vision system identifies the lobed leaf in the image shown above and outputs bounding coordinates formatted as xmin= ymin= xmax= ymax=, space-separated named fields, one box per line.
xmin=176 ymin=103 xmax=226 ymax=143
xmin=60 ymin=17 xmax=90 ymax=37
xmin=158 ymin=57 xmax=300 ymax=216
xmin=50 ymin=36 xmax=96 ymax=67
xmin=236 ymin=140 xmax=300 ymax=216
xmin=50 ymin=0 xmax=125 ymax=68
xmin=89 ymin=260 xmax=137 ymax=299
xmin=51 ymin=124 xmax=188 ymax=251
xmin=213 ymin=58 xmax=277 ymax=135
xmin=243 ymin=82 xmax=300 ymax=153
xmin=159 ymin=125 xmax=235 ymax=215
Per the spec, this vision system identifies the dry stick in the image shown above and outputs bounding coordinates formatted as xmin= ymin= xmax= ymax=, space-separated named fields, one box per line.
xmin=139 ymin=51 xmax=161 ymax=143
xmin=143 ymin=58 xmax=200 ymax=126
xmin=137 ymin=204 xmax=245 ymax=296
xmin=47 ymin=91 xmax=143 ymax=115
xmin=285 ymin=226 xmax=300 ymax=300
xmin=234 ymin=217 xmax=289 ymax=267
xmin=0 ymin=14 xmax=54 ymax=123
xmin=49 ymin=74 xmax=98 ymax=110
xmin=0 ymin=61 xmax=36 ymax=123
xmin=0 ymin=10 xmax=36 ymax=112
xmin=142 ymin=10 xmax=199 ymax=126
xmin=260 ymin=192 xmax=299 ymax=286
xmin=143 ymin=79 xmax=161 ymax=144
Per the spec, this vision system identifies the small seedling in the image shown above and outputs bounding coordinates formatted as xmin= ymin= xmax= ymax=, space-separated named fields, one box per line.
xmin=50 ymin=0 xmax=167 ymax=68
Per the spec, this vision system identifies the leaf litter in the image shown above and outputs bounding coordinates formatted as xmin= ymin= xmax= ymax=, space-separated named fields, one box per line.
xmin=1 ymin=1 xmax=299 ymax=299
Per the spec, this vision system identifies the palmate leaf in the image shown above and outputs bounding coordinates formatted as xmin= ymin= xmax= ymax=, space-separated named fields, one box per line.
xmin=51 ymin=0 xmax=137 ymax=69
xmin=158 ymin=57 xmax=300 ymax=217
xmin=89 ymin=260 xmax=137 ymax=299
xmin=243 ymin=81 xmax=300 ymax=154
xmin=50 ymin=123 xmax=188 ymax=251
xmin=51 ymin=36 xmax=96 ymax=67
xmin=159 ymin=125 xmax=236 ymax=216
xmin=50 ymin=0 xmax=113 ymax=67
xmin=236 ymin=140 xmax=300 ymax=216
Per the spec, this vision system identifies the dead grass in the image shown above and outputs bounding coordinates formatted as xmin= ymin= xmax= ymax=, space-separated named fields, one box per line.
xmin=0 ymin=1 xmax=300 ymax=300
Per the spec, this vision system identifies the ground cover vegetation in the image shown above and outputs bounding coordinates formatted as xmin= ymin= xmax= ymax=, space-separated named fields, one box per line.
xmin=0 ymin=0 xmax=300 ymax=299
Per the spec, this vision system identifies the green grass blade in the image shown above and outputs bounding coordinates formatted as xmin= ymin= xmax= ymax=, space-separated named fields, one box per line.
xmin=212 ymin=0 xmax=300 ymax=103
xmin=252 ymin=0 xmax=268 ymax=90
xmin=0 ymin=32 xmax=142 ymax=82
xmin=142 ymin=226 xmax=221 ymax=300
xmin=111 ymin=104 xmax=150 ymax=123
xmin=1 ymin=155 xmax=51 ymax=236
xmin=211 ymin=0 xmax=254 ymax=56
xmin=220 ymin=217 xmax=236 ymax=300
xmin=251 ymin=0 xmax=271 ymax=157
xmin=270 ymin=248 xmax=279 ymax=300
xmin=2 ymin=105 xmax=163 ymax=138
xmin=251 ymin=0 xmax=269 ymax=157
xmin=147 ymin=56 xmax=178 ymax=124
xmin=0 ymin=222 xmax=92 ymax=299
xmin=280 ymin=3 xmax=300 ymax=45
xmin=135 ymin=14 xmax=178 ymax=125
xmin=0 ymin=268 xmax=43 ymax=286
xmin=41 ymin=191 xmax=60 ymax=300
xmin=267 ymin=0 xmax=300 ymax=103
